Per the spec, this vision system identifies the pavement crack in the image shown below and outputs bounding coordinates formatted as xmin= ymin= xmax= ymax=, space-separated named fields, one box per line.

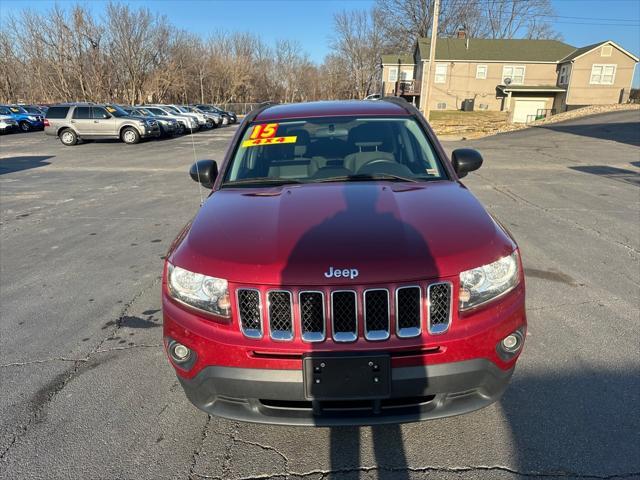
xmin=0 ymin=278 xmax=161 ymax=462
xmin=189 ymin=465 xmax=640 ymax=480
xmin=188 ymin=415 xmax=211 ymax=480
xmin=95 ymin=277 xmax=162 ymax=352
xmin=232 ymin=437 xmax=289 ymax=469
xmin=0 ymin=344 xmax=162 ymax=369
xmin=0 ymin=357 xmax=88 ymax=368
xmin=483 ymin=177 xmax=640 ymax=257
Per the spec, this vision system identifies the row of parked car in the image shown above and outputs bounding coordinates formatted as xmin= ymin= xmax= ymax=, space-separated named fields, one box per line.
xmin=0 ymin=104 xmax=47 ymax=133
xmin=1 ymin=102 xmax=238 ymax=146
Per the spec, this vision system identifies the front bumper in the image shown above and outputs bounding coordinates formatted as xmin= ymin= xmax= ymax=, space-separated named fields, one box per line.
xmin=178 ymin=359 xmax=513 ymax=426
xmin=141 ymin=125 xmax=161 ymax=138
xmin=0 ymin=123 xmax=18 ymax=132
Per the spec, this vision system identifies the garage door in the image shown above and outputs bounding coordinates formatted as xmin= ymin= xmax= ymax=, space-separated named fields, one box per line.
xmin=512 ymin=99 xmax=547 ymax=123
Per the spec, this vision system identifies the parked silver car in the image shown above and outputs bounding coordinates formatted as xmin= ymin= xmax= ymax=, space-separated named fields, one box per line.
xmin=183 ymin=105 xmax=221 ymax=128
xmin=144 ymin=105 xmax=199 ymax=133
xmin=0 ymin=114 xmax=18 ymax=133
xmin=44 ymin=103 xmax=160 ymax=146
xmin=123 ymin=106 xmax=180 ymax=137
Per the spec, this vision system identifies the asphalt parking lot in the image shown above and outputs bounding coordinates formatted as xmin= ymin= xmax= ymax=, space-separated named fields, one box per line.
xmin=1 ymin=111 xmax=639 ymax=479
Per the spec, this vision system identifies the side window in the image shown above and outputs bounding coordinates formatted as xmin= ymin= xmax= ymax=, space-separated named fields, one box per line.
xmin=73 ymin=107 xmax=91 ymax=119
xmin=434 ymin=64 xmax=447 ymax=83
xmin=0 ymin=107 xmax=11 ymax=115
xmin=91 ymin=107 xmax=110 ymax=119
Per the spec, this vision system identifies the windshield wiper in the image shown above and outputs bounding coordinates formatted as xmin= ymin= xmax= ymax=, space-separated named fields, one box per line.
xmin=222 ymin=178 xmax=304 ymax=187
xmin=312 ymin=173 xmax=419 ymax=183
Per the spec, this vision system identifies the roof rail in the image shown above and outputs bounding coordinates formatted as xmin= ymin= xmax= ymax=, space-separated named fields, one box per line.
xmin=381 ymin=96 xmax=419 ymax=116
xmin=244 ymin=101 xmax=279 ymax=123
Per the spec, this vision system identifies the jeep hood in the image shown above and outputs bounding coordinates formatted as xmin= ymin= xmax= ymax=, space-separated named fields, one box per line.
xmin=172 ymin=182 xmax=516 ymax=285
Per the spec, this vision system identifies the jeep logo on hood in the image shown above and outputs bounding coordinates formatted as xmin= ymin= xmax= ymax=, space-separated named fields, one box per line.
xmin=324 ymin=267 xmax=359 ymax=280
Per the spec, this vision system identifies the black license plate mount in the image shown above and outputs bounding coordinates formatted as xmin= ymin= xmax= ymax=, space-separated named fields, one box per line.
xmin=303 ymin=354 xmax=391 ymax=400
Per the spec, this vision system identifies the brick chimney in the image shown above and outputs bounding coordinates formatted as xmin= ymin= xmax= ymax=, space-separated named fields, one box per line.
xmin=456 ymin=27 xmax=466 ymax=39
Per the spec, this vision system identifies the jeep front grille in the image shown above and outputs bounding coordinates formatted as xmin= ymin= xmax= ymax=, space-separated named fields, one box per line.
xmin=235 ymin=282 xmax=452 ymax=342
xmin=364 ymin=289 xmax=390 ymax=341
xmin=331 ymin=291 xmax=358 ymax=342
xmin=267 ymin=291 xmax=293 ymax=341
xmin=396 ymin=286 xmax=422 ymax=338
xmin=427 ymin=282 xmax=452 ymax=334
xmin=299 ymin=291 xmax=325 ymax=342
xmin=237 ymin=289 xmax=262 ymax=338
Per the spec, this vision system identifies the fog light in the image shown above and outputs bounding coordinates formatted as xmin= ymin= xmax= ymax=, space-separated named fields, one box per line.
xmin=501 ymin=332 xmax=522 ymax=352
xmin=171 ymin=342 xmax=191 ymax=362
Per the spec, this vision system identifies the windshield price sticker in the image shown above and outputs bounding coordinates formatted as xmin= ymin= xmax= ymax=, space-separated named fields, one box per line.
xmin=106 ymin=106 xmax=116 ymax=113
xmin=243 ymin=123 xmax=297 ymax=147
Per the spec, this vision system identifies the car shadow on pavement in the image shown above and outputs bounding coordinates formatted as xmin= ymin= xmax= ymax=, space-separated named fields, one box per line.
xmin=0 ymin=155 xmax=54 ymax=175
xmin=568 ymin=165 xmax=640 ymax=187
xmin=500 ymin=367 xmax=640 ymax=477
xmin=278 ymin=179 xmax=437 ymax=477
xmin=537 ymin=122 xmax=640 ymax=147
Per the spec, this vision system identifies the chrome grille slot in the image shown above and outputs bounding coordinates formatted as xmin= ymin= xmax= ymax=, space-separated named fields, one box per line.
xmin=331 ymin=291 xmax=357 ymax=342
xmin=299 ymin=291 xmax=325 ymax=342
xmin=428 ymin=282 xmax=452 ymax=334
xmin=267 ymin=291 xmax=293 ymax=341
xmin=364 ymin=289 xmax=390 ymax=341
xmin=396 ymin=286 xmax=422 ymax=338
xmin=237 ymin=289 xmax=262 ymax=338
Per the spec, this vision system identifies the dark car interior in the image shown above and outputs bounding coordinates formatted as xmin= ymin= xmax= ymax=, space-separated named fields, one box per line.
xmin=229 ymin=118 xmax=443 ymax=182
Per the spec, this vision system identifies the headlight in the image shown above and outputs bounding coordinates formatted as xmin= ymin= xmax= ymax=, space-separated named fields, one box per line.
xmin=459 ymin=251 xmax=519 ymax=310
xmin=168 ymin=264 xmax=231 ymax=317
xmin=28 ymin=115 xmax=37 ymax=120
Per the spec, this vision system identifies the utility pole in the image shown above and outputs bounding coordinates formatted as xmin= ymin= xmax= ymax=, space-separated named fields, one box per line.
xmin=423 ymin=0 xmax=440 ymax=121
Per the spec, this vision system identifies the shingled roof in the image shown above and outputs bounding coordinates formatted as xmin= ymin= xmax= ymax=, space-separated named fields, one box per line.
xmin=380 ymin=54 xmax=415 ymax=65
xmin=416 ymin=38 xmax=576 ymax=62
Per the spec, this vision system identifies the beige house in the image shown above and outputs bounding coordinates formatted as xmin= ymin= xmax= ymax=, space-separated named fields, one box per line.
xmin=381 ymin=37 xmax=638 ymax=123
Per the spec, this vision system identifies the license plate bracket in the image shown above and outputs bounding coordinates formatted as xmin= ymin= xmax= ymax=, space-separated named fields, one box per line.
xmin=303 ymin=354 xmax=391 ymax=400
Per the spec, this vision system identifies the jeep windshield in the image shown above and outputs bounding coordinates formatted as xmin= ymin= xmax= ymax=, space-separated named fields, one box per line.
xmin=223 ymin=117 xmax=447 ymax=187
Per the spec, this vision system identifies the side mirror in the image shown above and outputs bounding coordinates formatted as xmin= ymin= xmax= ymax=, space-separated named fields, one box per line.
xmin=189 ymin=160 xmax=218 ymax=189
xmin=451 ymin=148 xmax=483 ymax=178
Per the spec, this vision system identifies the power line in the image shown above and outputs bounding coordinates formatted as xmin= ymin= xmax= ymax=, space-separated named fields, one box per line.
xmin=443 ymin=0 xmax=639 ymax=23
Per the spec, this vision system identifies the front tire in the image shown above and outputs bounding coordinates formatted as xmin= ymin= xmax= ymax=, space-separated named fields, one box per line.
xmin=19 ymin=121 xmax=31 ymax=132
xmin=59 ymin=129 xmax=77 ymax=146
xmin=121 ymin=127 xmax=140 ymax=144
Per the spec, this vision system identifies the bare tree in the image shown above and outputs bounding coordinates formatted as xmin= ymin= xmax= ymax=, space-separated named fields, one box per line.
xmin=482 ymin=0 xmax=559 ymax=39
xmin=374 ymin=0 xmax=560 ymax=52
xmin=331 ymin=9 xmax=385 ymax=99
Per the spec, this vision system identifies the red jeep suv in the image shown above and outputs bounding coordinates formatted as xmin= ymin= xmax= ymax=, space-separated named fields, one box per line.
xmin=162 ymin=99 xmax=526 ymax=425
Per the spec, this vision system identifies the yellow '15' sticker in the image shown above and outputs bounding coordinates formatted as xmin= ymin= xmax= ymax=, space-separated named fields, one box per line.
xmin=242 ymin=122 xmax=297 ymax=147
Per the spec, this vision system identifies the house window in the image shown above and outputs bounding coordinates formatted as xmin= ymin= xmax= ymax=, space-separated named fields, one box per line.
xmin=388 ymin=67 xmax=398 ymax=82
xmin=399 ymin=69 xmax=411 ymax=81
xmin=502 ymin=65 xmax=525 ymax=85
xmin=434 ymin=64 xmax=447 ymax=84
xmin=559 ymin=65 xmax=569 ymax=85
xmin=436 ymin=102 xmax=447 ymax=110
xmin=476 ymin=65 xmax=487 ymax=79
xmin=601 ymin=45 xmax=613 ymax=57
xmin=590 ymin=64 xmax=616 ymax=85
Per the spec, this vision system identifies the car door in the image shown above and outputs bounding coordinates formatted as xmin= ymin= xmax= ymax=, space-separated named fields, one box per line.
xmin=91 ymin=106 xmax=116 ymax=136
xmin=71 ymin=106 xmax=93 ymax=135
